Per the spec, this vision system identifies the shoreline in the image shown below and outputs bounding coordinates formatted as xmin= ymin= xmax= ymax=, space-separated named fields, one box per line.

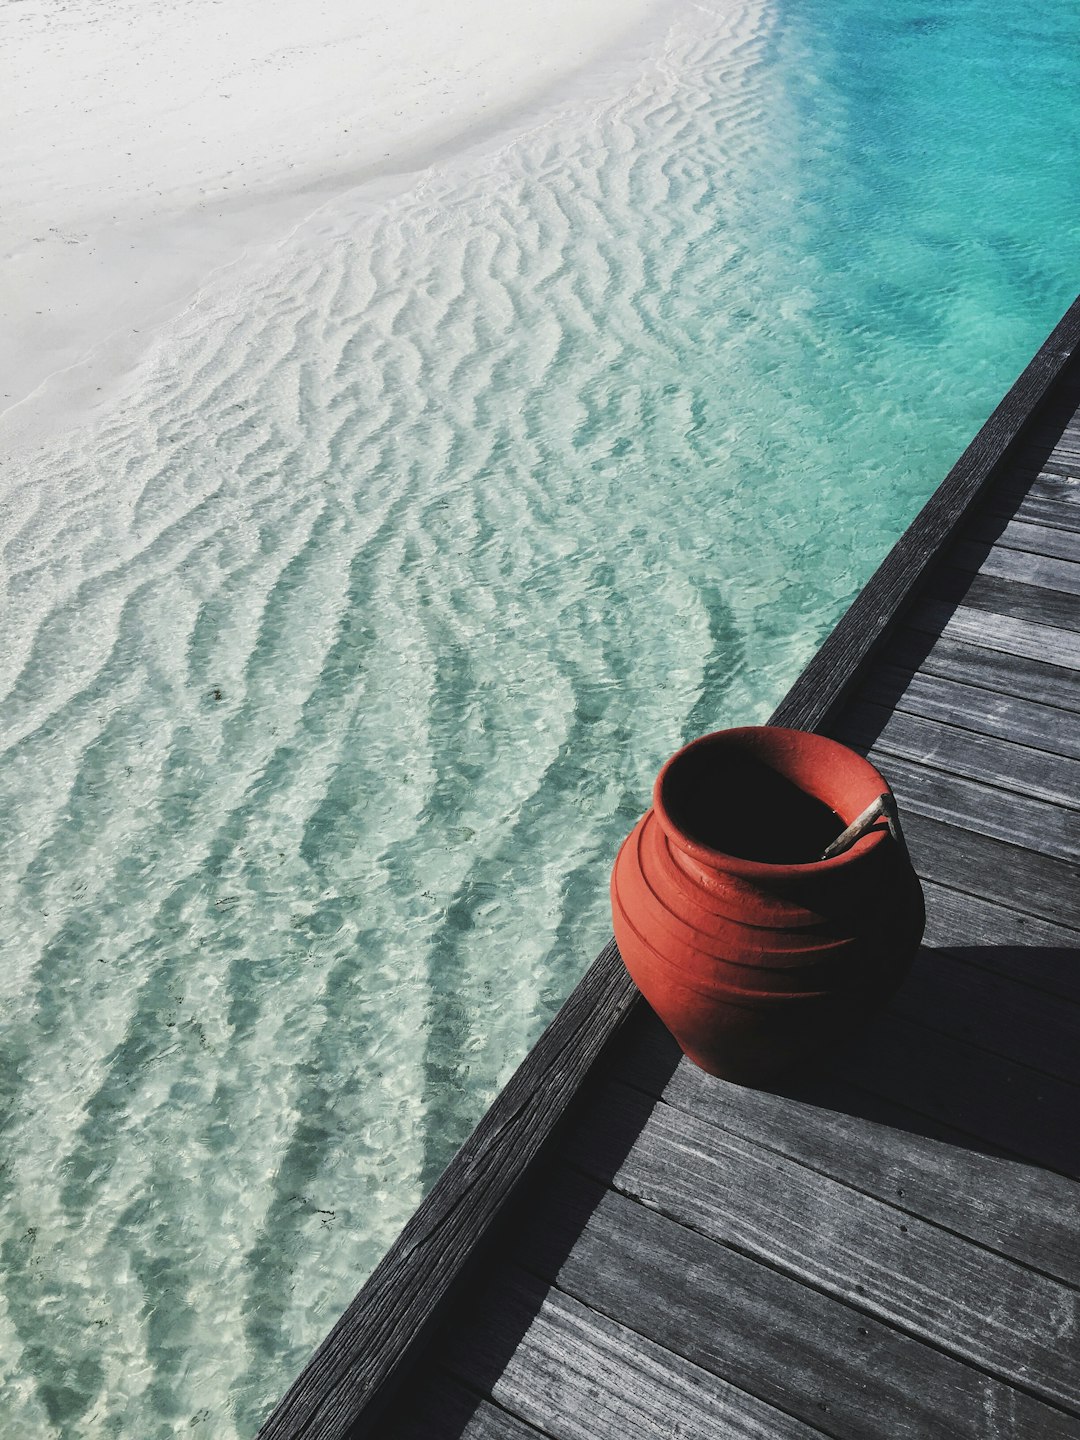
xmin=0 ymin=0 xmax=673 ymax=457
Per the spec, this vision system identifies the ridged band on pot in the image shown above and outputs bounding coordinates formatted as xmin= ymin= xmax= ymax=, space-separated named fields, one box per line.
xmin=611 ymin=727 xmax=924 ymax=1083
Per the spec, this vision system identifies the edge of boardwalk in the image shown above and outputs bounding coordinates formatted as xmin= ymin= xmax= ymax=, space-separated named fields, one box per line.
xmin=257 ymin=292 xmax=1080 ymax=1440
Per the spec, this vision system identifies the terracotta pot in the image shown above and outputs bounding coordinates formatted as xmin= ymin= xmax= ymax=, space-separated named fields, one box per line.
xmin=611 ymin=726 xmax=924 ymax=1083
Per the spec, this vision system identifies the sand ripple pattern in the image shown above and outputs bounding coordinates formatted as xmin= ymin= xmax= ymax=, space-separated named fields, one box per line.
xmin=2 ymin=0 xmax=1078 ymax=1432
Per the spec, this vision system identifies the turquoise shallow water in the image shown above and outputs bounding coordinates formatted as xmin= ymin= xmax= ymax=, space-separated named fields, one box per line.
xmin=1 ymin=0 xmax=1078 ymax=1432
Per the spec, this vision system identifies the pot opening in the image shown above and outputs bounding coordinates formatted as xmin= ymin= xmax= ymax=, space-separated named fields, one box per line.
xmin=661 ymin=749 xmax=845 ymax=865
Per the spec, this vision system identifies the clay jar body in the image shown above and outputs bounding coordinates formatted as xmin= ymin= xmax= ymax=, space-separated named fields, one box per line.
xmin=611 ymin=727 xmax=924 ymax=1083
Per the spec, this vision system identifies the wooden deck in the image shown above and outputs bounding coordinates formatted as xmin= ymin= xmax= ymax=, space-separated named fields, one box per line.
xmin=258 ymin=297 xmax=1080 ymax=1440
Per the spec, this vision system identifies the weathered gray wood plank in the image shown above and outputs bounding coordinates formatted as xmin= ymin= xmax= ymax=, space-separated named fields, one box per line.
xmin=868 ymin=752 xmax=1080 ymax=862
xmin=561 ymin=1080 xmax=1080 ymax=1411
xmin=439 ymin=1274 xmax=827 ymax=1440
xmin=903 ymin=811 xmax=1080 ymax=928
xmin=965 ymin=513 xmax=1080 ymax=562
xmin=1028 ymin=427 xmax=1080 ymax=461
xmin=887 ymin=627 xmax=1080 ymax=711
xmin=987 ymin=471 xmax=1080 ymax=531
xmin=1040 ymin=398 xmax=1080 ymax=434
xmin=1018 ymin=495 xmax=1080 ymax=530
xmin=515 ymin=1172 xmax=1080 ymax=1440
xmin=1032 ymin=460 xmax=1080 ymax=480
xmin=949 ymin=539 xmax=1080 ymax=596
xmin=1045 ymin=432 xmax=1080 ymax=463
xmin=834 ymin=702 xmax=1080 ymax=810
xmin=603 ymin=1021 xmax=1080 ymax=1281
xmin=1013 ymin=450 xmax=1080 ymax=478
xmin=997 ymin=468 xmax=1080 ymax=504
xmin=930 ymin=569 xmax=1080 ymax=633
xmin=1001 ymin=493 xmax=1080 ymax=534
xmin=907 ymin=598 xmax=1080 ymax=669
xmin=855 ymin=667 xmax=1080 ymax=760
xmin=615 ymin=1005 xmax=1073 ymax=1174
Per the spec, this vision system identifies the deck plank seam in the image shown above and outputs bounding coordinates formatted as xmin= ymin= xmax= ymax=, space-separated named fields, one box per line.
xmin=922 ymin=952 xmax=1080 ymax=1008
xmin=946 ymin=545 xmax=1080 ymax=593
xmin=508 ymin=1218 xmax=1080 ymax=1438
xmin=587 ymin=1087 xmax=1080 ymax=1288
xmin=892 ymin=789 xmax=1080 ymax=864
xmin=988 ymin=501 xmax=1080 ymax=534
xmin=848 ymin=716 xmax=1080 ymax=813
xmin=428 ymin=1368 xmax=563 ymax=1440
xmin=887 ymin=976 xmax=1080 ymax=1089
xmin=832 ymin=1024 xmax=1080 ymax=1178
xmin=861 ymin=672 xmax=1080 ymax=757
xmin=965 ymin=518 xmax=1080 ymax=562
xmin=887 ymin=766 xmax=1080 ymax=835
xmin=851 ymin=697 xmax=1080 ymax=766
xmin=610 ymin=958 xmax=1080 ymax=1103
xmin=908 ymin=602 xmax=1080 ymax=669
xmin=442 ymin=1269 xmax=846 ymax=1440
xmin=919 ymin=873 xmax=1080 ymax=945
xmin=740 ymin=1069 xmax=1067 ymax=1178
xmin=561 ymin=1156 xmax=1080 ymax=1419
xmin=891 ymin=625 xmax=1080 ymax=706
xmin=992 ymin=490 xmax=1080 ymax=516
xmin=771 ymin=1059 xmax=1080 ymax=1187
xmin=1000 ymin=462 xmax=1080 ymax=480
xmin=928 ymin=572 xmax=1080 ymax=634
xmin=869 ymin=706 xmax=1080 ymax=769
xmin=1012 ymin=459 xmax=1080 ymax=479
xmin=901 ymin=949 xmax=1080 ymax=1035
xmin=497 ymin=1260 xmax=856 ymax=1440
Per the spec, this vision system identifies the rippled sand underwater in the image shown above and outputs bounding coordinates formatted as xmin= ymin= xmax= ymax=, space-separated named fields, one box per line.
xmin=2 ymin=0 xmax=1079 ymax=1432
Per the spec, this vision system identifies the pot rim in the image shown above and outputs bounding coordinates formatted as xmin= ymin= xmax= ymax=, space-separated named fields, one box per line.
xmin=652 ymin=725 xmax=894 ymax=879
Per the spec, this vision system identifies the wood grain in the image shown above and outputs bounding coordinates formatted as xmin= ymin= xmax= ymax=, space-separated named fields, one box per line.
xmin=988 ymin=475 xmax=1080 ymax=531
xmin=907 ymin=598 xmax=1080 ymax=669
xmin=608 ymin=1013 xmax=1080 ymax=1281
xmin=441 ymin=1273 xmax=825 ymax=1440
xmin=886 ymin=627 xmax=1080 ymax=711
xmin=1008 ymin=494 xmax=1080 ymax=533
xmin=828 ymin=1013 xmax=1080 ymax=1178
xmin=965 ymin=513 xmax=1080 ymax=562
xmin=919 ymin=880 xmax=1080 ymax=999
xmin=512 ymin=1172 xmax=1079 ymax=1440
xmin=835 ymin=701 xmax=1080 ymax=810
xmin=853 ymin=667 xmax=1080 ymax=760
xmin=929 ymin=568 xmax=1080 ymax=633
xmin=562 ymin=1080 xmax=1080 ymax=1411
xmin=392 ymin=1373 xmax=545 ymax=1440
xmin=949 ymin=538 xmax=1080 ymax=595
xmin=888 ymin=947 xmax=1080 ymax=1085
xmin=995 ymin=469 xmax=1080 ymax=508
xmin=867 ymin=752 xmax=1080 ymax=862
xmin=902 ymin=811 xmax=1080 ymax=928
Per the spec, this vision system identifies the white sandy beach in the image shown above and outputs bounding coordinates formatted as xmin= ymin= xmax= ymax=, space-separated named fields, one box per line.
xmin=1 ymin=0 xmax=665 ymax=452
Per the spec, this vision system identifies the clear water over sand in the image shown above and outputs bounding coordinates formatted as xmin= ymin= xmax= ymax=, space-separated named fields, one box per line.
xmin=1 ymin=0 xmax=1078 ymax=1432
